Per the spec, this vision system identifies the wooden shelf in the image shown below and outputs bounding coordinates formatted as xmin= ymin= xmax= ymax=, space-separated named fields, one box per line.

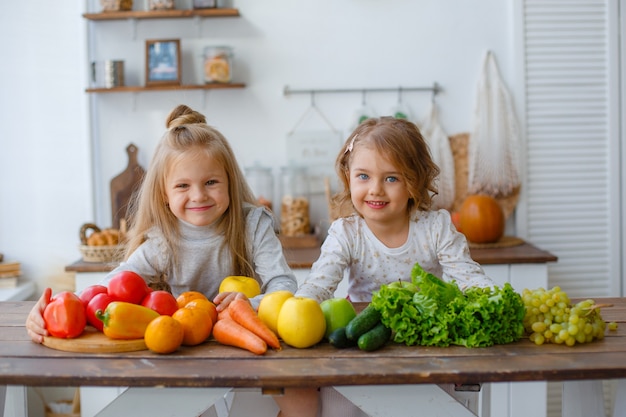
xmin=85 ymin=82 xmax=246 ymax=93
xmin=83 ymin=8 xmax=240 ymax=21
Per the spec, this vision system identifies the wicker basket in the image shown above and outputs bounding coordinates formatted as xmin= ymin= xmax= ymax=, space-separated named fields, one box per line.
xmin=101 ymin=0 xmax=133 ymax=12
xmin=79 ymin=223 xmax=124 ymax=263
xmin=79 ymin=244 xmax=123 ymax=263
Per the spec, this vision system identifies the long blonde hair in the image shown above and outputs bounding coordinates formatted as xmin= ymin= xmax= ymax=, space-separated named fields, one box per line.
xmin=124 ymin=104 xmax=258 ymax=276
xmin=333 ymin=117 xmax=440 ymax=217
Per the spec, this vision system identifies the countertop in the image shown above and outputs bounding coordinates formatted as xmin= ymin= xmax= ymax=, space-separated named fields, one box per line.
xmin=65 ymin=239 xmax=557 ymax=273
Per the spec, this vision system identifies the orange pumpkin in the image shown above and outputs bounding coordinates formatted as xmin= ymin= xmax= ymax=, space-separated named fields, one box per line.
xmin=459 ymin=195 xmax=505 ymax=244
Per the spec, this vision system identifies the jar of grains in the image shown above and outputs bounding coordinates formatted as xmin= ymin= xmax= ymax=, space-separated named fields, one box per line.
xmin=279 ymin=165 xmax=311 ymax=236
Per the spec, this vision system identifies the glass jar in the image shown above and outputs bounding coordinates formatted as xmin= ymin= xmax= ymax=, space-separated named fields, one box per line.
xmin=245 ymin=163 xmax=274 ymax=210
xmin=193 ymin=0 xmax=216 ymax=8
xmin=147 ymin=0 xmax=174 ymax=10
xmin=203 ymin=46 xmax=232 ymax=84
xmin=280 ymin=166 xmax=311 ymax=236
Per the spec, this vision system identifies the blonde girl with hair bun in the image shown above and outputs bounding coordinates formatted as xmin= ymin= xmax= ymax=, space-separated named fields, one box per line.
xmin=26 ymin=104 xmax=296 ymax=330
xmin=27 ymin=104 xmax=315 ymax=417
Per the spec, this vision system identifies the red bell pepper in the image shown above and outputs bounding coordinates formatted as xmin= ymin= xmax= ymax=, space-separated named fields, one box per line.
xmin=43 ymin=291 xmax=87 ymax=338
xmin=108 ymin=270 xmax=151 ymax=304
xmin=86 ymin=292 xmax=116 ymax=331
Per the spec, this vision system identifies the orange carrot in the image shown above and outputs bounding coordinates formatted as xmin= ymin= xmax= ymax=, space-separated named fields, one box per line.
xmin=212 ymin=318 xmax=267 ymax=355
xmin=229 ymin=298 xmax=281 ymax=350
xmin=217 ymin=306 xmax=232 ymax=321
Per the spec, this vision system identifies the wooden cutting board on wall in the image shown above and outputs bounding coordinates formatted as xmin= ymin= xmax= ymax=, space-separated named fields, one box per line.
xmin=110 ymin=143 xmax=145 ymax=229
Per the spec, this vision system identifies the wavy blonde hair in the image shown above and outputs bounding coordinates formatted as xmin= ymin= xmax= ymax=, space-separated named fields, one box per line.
xmin=124 ymin=104 xmax=258 ymax=277
xmin=333 ymin=117 xmax=440 ymax=217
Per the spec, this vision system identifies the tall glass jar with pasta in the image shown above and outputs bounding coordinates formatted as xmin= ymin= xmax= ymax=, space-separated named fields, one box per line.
xmin=279 ymin=166 xmax=311 ymax=236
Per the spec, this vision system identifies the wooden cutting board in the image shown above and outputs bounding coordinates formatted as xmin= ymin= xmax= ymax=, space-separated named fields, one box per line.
xmin=42 ymin=326 xmax=147 ymax=353
xmin=110 ymin=143 xmax=145 ymax=230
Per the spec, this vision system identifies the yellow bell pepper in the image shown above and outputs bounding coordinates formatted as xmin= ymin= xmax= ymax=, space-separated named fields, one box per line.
xmin=96 ymin=301 xmax=160 ymax=339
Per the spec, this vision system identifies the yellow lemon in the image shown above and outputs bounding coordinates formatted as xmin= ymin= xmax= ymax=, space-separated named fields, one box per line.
xmin=257 ymin=290 xmax=294 ymax=334
xmin=277 ymin=297 xmax=326 ymax=348
xmin=219 ymin=276 xmax=261 ymax=298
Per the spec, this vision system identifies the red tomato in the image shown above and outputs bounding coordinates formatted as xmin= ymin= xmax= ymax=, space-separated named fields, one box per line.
xmin=141 ymin=290 xmax=179 ymax=316
xmin=43 ymin=291 xmax=86 ymax=338
xmin=86 ymin=292 xmax=116 ymax=331
xmin=79 ymin=284 xmax=108 ymax=308
xmin=108 ymin=271 xmax=151 ymax=304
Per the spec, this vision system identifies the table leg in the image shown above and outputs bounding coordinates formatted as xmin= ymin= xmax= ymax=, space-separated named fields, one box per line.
xmin=612 ymin=379 xmax=626 ymax=417
xmin=562 ymin=380 xmax=604 ymax=417
xmin=0 ymin=385 xmax=5 ymax=417
xmin=0 ymin=386 xmax=27 ymax=417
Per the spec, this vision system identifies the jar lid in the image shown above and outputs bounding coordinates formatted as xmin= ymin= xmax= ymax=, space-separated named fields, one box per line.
xmin=203 ymin=46 xmax=233 ymax=55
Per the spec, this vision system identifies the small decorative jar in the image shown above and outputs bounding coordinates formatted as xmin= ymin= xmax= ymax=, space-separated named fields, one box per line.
xmin=101 ymin=0 xmax=133 ymax=11
xmin=193 ymin=0 xmax=217 ymax=8
xmin=203 ymin=46 xmax=233 ymax=83
xmin=147 ymin=0 xmax=174 ymax=10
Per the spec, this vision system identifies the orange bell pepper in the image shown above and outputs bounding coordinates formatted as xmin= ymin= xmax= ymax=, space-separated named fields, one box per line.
xmin=96 ymin=301 xmax=159 ymax=339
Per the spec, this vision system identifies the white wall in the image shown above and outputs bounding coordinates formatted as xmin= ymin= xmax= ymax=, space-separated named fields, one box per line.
xmin=0 ymin=2 xmax=91 ymax=294
xmin=1 ymin=0 xmax=518 ymax=296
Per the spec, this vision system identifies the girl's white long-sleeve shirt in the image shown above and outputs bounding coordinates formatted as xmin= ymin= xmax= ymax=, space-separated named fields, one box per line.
xmin=296 ymin=210 xmax=494 ymax=303
xmin=102 ymin=205 xmax=297 ymax=309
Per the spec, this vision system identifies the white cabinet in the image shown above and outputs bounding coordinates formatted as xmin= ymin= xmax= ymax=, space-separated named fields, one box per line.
xmin=482 ymin=263 xmax=549 ymax=417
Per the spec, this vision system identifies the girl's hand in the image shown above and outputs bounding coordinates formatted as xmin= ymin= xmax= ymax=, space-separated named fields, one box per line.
xmin=213 ymin=291 xmax=249 ymax=311
xmin=26 ymin=288 xmax=52 ymax=343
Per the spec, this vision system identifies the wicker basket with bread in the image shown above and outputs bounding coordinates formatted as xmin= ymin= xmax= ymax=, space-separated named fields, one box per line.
xmin=79 ymin=223 xmax=125 ymax=263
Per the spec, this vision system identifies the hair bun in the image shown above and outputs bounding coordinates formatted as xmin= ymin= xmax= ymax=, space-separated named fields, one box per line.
xmin=166 ymin=104 xmax=207 ymax=128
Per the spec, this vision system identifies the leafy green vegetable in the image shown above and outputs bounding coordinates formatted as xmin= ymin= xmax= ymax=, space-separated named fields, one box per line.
xmin=371 ymin=263 xmax=525 ymax=347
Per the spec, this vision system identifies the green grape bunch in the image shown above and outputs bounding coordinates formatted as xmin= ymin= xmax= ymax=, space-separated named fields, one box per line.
xmin=521 ymin=287 xmax=608 ymax=346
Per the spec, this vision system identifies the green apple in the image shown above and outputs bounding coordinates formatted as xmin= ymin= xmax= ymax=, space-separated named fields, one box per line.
xmin=320 ymin=297 xmax=357 ymax=339
xmin=388 ymin=279 xmax=419 ymax=293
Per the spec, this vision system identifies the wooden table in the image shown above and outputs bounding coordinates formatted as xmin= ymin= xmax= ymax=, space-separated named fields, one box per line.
xmin=1 ymin=298 xmax=625 ymax=417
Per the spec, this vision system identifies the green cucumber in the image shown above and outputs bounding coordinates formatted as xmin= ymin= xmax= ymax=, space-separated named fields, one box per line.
xmin=328 ymin=327 xmax=357 ymax=349
xmin=345 ymin=304 xmax=381 ymax=341
xmin=357 ymin=322 xmax=392 ymax=351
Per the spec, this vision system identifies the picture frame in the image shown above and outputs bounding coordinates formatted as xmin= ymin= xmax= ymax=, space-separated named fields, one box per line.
xmin=145 ymin=39 xmax=181 ymax=86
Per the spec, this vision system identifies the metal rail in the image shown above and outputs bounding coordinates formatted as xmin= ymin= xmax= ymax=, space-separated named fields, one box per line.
xmin=283 ymin=82 xmax=441 ymax=97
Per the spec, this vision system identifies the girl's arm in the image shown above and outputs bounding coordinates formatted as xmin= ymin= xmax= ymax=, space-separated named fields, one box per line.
xmin=295 ymin=223 xmax=351 ymax=303
xmin=247 ymin=207 xmax=298 ymax=309
xmin=434 ymin=210 xmax=496 ymax=290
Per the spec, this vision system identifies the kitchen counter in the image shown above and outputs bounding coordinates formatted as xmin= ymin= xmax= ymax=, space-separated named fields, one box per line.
xmin=65 ymin=239 xmax=557 ymax=273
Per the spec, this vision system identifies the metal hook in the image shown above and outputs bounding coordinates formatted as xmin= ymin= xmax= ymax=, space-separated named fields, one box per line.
xmin=361 ymin=90 xmax=367 ymax=106
xmin=431 ymin=82 xmax=440 ymax=104
xmin=310 ymin=91 xmax=316 ymax=108
xmin=397 ymin=86 xmax=403 ymax=104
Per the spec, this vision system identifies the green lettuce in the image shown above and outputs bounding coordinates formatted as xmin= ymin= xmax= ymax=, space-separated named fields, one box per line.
xmin=371 ymin=263 xmax=525 ymax=347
